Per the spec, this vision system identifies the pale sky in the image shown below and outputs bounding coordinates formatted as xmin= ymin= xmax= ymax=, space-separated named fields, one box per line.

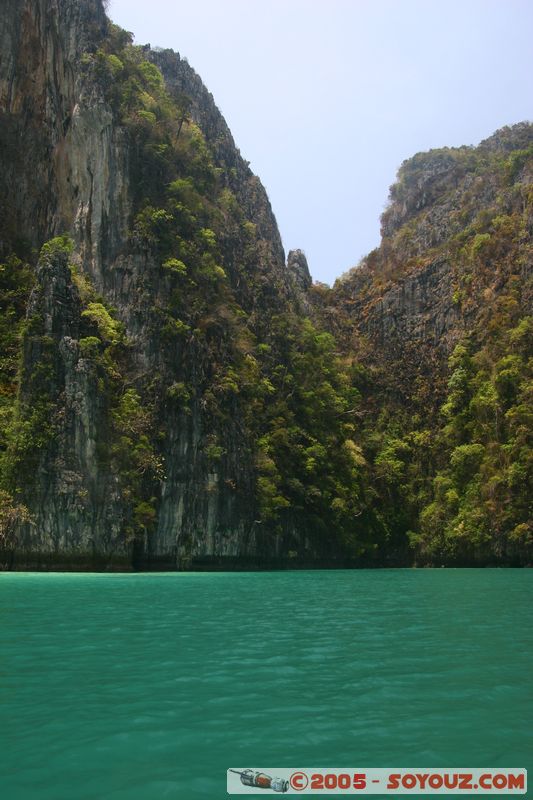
xmin=108 ymin=0 xmax=533 ymax=284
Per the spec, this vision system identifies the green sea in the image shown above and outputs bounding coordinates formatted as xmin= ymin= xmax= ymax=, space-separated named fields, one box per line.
xmin=1 ymin=570 xmax=531 ymax=799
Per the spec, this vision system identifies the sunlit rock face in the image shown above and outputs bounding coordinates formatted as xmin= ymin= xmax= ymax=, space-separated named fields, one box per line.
xmin=330 ymin=123 xmax=533 ymax=402
xmin=1 ymin=0 xmax=316 ymax=570
xmin=287 ymin=249 xmax=312 ymax=292
xmin=1 ymin=1 xmax=531 ymax=570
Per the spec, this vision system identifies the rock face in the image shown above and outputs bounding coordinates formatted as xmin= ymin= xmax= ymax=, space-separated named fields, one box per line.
xmin=0 ymin=0 xmax=308 ymax=569
xmin=15 ymin=249 xmax=128 ymax=568
xmin=317 ymin=125 xmax=532 ymax=568
xmin=150 ymin=48 xmax=286 ymax=272
xmin=331 ymin=125 xmax=533 ymax=403
xmin=287 ymin=249 xmax=312 ymax=292
xmin=0 ymin=0 xmax=115 ymax=258
xmin=1 ymin=0 xmax=531 ymax=569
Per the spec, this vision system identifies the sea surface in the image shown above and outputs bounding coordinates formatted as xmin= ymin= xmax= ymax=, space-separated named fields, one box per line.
xmin=0 ymin=569 xmax=531 ymax=799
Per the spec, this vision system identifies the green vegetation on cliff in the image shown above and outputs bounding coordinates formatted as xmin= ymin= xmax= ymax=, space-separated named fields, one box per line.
xmin=0 ymin=1 xmax=531 ymax=567
xmin=418 ymin=315 xmax=532 ymax=560
xmin=328 ymin=123 xmax=533 ymax=564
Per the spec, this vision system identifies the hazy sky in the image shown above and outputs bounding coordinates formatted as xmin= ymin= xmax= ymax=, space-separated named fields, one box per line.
xmin=108 ymin=0 xmax=533 ymax=284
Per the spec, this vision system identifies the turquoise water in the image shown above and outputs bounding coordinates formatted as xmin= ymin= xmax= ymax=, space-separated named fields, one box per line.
xmin=1 ymin=569 xmax=531 ymax=799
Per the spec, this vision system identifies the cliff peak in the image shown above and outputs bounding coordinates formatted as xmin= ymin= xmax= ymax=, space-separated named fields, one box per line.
xmin=287 ymin=249 xmax=312 ymax=291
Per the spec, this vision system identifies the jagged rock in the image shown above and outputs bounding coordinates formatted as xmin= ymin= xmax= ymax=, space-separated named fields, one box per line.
xmin=1 ymin=0 xmax=531 ymax=570
xmin=287 ymin=249 xmax=312 ymax=291
xmin=331 ymin=122 xmax=533 ymax=406
xmin=0 ymin=0 xmax=312 ymax=569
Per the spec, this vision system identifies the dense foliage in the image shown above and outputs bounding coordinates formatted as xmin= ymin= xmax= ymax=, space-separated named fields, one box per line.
xmin=0 ymin=14 xmax=530 ymax=565
xmin=329 ymin=124 xmax=533 ymax=564
xmin=417 ymin=315 xmax=532 ymax=561
xmin=89 ymin=26 xmax=396 ymax=556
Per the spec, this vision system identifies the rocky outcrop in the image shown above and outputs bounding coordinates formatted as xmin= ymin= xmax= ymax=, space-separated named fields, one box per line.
xmin=287 ymin=249 xmax=312 ymax=292
xmin=0 ymin=0 xmax=308 ymax=570
xmin=359 ymin=257 xmax=461 ymax=352
xmin=331 ymin=124 xmax=533 ymax=401
xmin=1 ymin=0 xmax=531 ymax=570
xmin=13 ymin=247 xmax=128 ymax=569
xmin=150 ymin=48 xmax=286 ymax=274
xmin=0 ymin=0 xmax=112 ymax=255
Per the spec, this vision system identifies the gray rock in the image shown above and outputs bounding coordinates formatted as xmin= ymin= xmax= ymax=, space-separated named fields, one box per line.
xmin=287 ymin=249 xmax=312 ymax=291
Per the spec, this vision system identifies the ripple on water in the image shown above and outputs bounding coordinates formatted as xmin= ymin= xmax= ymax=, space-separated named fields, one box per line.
xmin=0 ymin=568 xmax=531 ymax=800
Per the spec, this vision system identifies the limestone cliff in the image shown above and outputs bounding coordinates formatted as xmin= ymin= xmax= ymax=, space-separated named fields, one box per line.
xmin=0 ymin=0 xmax=313 ymax=569
xmin=0 ymin=0 xmax=531 ymax=569
xmin=329 ymin=124 xmax=533 ymax=408
xmin=319 ymin=125 xmax=532 ymax=564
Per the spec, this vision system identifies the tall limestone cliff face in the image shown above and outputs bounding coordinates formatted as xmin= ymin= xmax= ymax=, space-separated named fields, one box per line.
xmin=1 ymin=0 xmax=531 ymax=569
xmin=329 ymin=124 xmax=533 ymax=408
xmin=0 ymin=0 xmax=119 ymax=260
xmin=319 ymin=125 xmax=532 ymax=564
xmin=0 ymin=0 xmax=318 ymax=569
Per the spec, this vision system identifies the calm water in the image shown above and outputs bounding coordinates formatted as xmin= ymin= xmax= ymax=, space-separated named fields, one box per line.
xmin=1 ymin=570 xmax=531 ymax=799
